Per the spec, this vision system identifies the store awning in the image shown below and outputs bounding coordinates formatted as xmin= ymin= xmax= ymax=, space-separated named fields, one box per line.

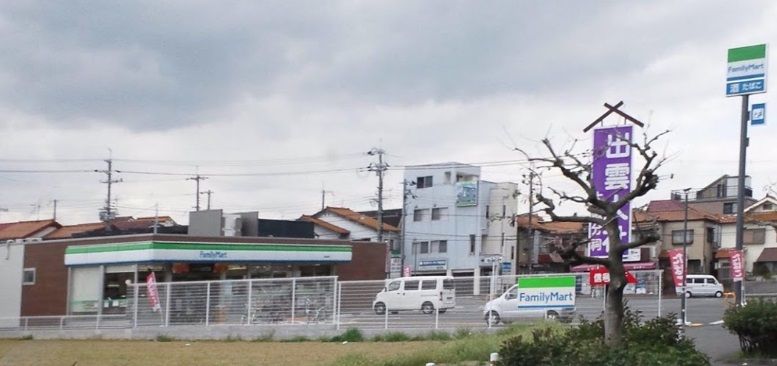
xmin=756 ymin=248 xmax=777 ymax=263
xmin=570 ymin=262 xmax=657 ymax=272
xmin=65 ymin=240 xmax=352 ymax=266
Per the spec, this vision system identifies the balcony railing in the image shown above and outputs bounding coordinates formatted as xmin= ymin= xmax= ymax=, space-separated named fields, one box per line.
xmin=671 ymin=186 xmax=752 ymax=202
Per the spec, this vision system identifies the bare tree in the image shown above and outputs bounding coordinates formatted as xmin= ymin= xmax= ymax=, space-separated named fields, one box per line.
xmin=517 ymin=128 xmax=669 ymax=346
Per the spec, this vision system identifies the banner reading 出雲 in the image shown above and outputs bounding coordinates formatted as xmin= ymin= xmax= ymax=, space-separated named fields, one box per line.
xmin=589 ymin=125 xmax=639 ymax=261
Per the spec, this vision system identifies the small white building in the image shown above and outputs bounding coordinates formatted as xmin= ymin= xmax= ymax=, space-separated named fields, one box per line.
xmin=402 ymin=162 xmax=518 ymax=277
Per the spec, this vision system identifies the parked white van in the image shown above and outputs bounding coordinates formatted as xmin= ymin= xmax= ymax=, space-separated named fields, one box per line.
xmin=373 ymin=276 xmax=456 ymax=315
xmin=678 ymin=275 xmax=724 ymax=298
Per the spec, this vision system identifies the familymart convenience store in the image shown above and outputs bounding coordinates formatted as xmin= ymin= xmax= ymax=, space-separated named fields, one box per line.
xmin=21 ymin=234 xmax=356 ymax=316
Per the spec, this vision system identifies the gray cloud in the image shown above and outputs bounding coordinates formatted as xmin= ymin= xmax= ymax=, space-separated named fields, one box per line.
xmin=1 ymin=1 xmax=766 ymax=131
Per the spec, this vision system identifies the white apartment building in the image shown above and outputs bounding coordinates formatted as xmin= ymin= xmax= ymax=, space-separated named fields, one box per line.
xmin=402 ymin=163 xmax=518 ymax=277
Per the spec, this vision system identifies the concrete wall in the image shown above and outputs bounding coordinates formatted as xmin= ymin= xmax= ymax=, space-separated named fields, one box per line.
xmin=0 ymin=242 xmax=24 ymax=322
xmin=484 ymin=182 xmax=518 ymax=267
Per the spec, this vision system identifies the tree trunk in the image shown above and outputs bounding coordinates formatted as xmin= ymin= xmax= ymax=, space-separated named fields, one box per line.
xmin=604 ymin=254 xmax=627 ymax=346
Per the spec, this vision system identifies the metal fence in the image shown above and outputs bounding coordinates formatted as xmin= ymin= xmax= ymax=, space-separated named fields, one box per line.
xmin=129 ymin=276 xmax=338 ymax=327
xmin=0 ymin=271 xmax=664 ymax=333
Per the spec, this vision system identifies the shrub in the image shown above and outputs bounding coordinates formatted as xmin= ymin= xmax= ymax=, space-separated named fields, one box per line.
xmin=497 ymin=307 xmax=709 ymax=365
xmin=154 ymin=335 xmax=175 ymax=342
xmin=330 ymin=327 xmax=364 ymax=343
xmin=724 ymin=299 xmax=777 ymax=356
xmin=423 ymin=331 xmax=451 ymax=341
xmin=373 ymin=332 xmax=411 ymax=342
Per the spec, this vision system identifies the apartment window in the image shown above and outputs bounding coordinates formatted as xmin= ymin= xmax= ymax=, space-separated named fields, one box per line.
xmin=417 ymin=176 xmax=434 ymax=189
xmin=23 ymin=268 xmax=36 ymax=285
xmin=764 ymin=203 xmax=774 ymax=211
xmin=419 ymin=241 xmax=429 ymax=254
xmin=444 ymin=171 xmax=451 ymax=184
xmin=414 ymin=209 xmax=427 ymax=222
xmin=431 ymin=207 xmax=447 ymax=220
xmin=672 ymin=230 xmax=694 ymax=245
xmin=723 ymin=202 xmax=736 ymax=214
xmin=744 ymin=228 xmax=766 ymax=245
xmin=469 ymin=234 xmax=476 ymax=255
xmin=431 ymin=240 xmax=447 ymax=253
xmin=706 ymin=227 xmax=716 ymax=244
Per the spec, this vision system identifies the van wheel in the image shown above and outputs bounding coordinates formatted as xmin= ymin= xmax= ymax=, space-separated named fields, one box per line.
xmin=685 ymin=291 xmax=692 ymax=298
xmin=421 ymin=302 xmax=435 ymax=314
xmin=374 ymin=302 xmax=386 ymax=315
xmin=546 ymin=310 xmax=559 ymax=321
xmin=485 ymin=311 xmax=500 ymax=326
xmin=715 ymin=291 xmax=723 ymax=298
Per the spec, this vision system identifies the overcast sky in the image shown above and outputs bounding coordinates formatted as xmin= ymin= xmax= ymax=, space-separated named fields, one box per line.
xmin=1 ymin=1 xmax=776 ymax=225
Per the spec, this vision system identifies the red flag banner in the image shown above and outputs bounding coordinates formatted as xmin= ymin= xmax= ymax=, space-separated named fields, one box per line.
xmin=146 ymin=272 xmax=162 ymax=312
xmin=668 ymin=248 xmax=686 ymax=288
xmin=730 ymin=249 xmax=745 ymax=282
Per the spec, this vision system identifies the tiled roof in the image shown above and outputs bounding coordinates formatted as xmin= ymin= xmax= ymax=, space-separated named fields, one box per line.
xmin=135 ymin=216 xmax=176 ymax=224
xmin=514 ymin=214 xmax=585 ymax=234
xmin=298 ymin=215 xmax=350 ymax=235
xmin=748 ymin=211 xmax=777 ymax=223
xmin=0 ymin=219 xmax=60 ymax=240
xmin=640 ymin=200 xmax=723 ymax=223
xmin=45 ymin=222 xmax=107 ymax=239
xmin=320 ymin=207 xmax=400 ymax=232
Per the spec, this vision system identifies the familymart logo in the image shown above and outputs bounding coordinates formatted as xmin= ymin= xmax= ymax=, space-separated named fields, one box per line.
xmin=199 ymin=250 xmax=227 ymax=259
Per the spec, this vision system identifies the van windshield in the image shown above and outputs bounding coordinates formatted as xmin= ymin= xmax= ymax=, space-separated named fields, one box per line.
xmin=443 ymin=279 xmax=455 ymax=290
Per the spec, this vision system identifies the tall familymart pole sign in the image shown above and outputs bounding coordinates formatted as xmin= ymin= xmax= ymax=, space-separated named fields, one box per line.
xmin=726 ymin=44 xmax=767 ymax=96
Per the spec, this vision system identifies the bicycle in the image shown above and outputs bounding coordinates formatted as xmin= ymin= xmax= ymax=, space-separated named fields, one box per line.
xmin=304 ymin=297 xmax=327 ymax=324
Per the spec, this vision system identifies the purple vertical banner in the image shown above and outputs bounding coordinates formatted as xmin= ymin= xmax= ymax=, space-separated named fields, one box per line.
xmin=589 ymin=125 xmax=633 ymax=259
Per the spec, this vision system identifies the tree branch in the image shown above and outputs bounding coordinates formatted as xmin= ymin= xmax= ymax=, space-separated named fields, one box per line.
xmin=537 ymin=193 xmax=606 ymax=225
xmin=619 ymin=232 xmax=660 ymax=250
xmin=556 ymin=239 xmax=610 ymax=266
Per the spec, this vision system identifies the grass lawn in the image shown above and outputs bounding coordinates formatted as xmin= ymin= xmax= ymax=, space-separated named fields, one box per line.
xmin=0 ymin=339 xmax=441 ymax=366
xmin=0 ymin=325 xmax=541 ymax=366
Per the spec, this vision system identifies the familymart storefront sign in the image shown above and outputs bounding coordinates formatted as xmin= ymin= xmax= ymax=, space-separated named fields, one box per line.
xmin=65 ymin=241 xmax=352 ymax=266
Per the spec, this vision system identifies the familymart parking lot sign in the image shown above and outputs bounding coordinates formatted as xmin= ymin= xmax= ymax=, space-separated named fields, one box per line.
xmin=727 ymin=44 xmax=767 ymax=96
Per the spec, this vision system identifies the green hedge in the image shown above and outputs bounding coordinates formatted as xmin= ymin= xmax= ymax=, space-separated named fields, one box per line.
xmin=724 ymin=299 xmax=777 ymax=356
xmin=497 ymin=308 xmax=709 ymax=366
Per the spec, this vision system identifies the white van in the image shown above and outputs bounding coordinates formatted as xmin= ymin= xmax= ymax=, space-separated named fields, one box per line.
xmin=373 ymin=276 xmax=456 ymax=314
xmin=483 ymin=284 xmax=576 ymax=325
xmin=678 ymin=274 xmax=724 ymax=298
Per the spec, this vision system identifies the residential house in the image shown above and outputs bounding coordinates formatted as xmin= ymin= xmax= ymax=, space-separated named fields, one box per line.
xmin=672 ymin=175 xmax=756 ymax=215
xmin=717 ymin=196 xmax=777 ymax=280
xmin=635 ymin=199 xmax=722 ymax=275
xmin=514 ymin=214 xmax=587 ymax=273
xmin=302 ymin=206 xmax=400 ymax=247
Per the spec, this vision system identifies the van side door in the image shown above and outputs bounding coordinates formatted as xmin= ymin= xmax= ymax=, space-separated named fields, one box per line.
xmin=401 ymin=280 xmax=420 ymax=310
xmin=419 ymin=279 xmax=439 ymax=307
